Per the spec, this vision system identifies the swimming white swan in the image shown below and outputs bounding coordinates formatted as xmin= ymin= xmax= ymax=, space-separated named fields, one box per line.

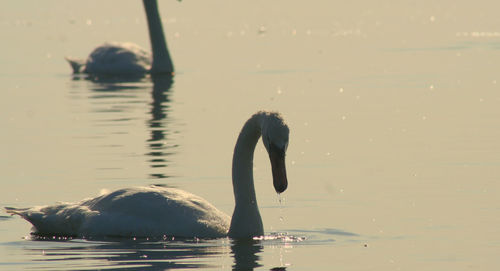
xmin=66 ymin=0 xmax=174 ymax=75
xmin=5 ymin=111 xmax=289 ymax=239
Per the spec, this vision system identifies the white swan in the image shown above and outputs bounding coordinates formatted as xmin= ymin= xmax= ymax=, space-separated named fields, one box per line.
xmin=5 ymin=111 xmax=289 ymax=239
xmin=66 ymin=0 xmax=174 ymax=75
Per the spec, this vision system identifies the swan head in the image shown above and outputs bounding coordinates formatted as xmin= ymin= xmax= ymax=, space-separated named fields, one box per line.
xmin=260 ymin=112 xmax=289 ymax=194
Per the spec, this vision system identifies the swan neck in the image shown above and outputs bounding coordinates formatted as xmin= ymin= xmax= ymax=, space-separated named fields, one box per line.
xmin=143 ymin=0 xmax=174 ymax=74
xmin=228 ymin=115 xmax=264 ymax=238
xmin=232 ymin=117 xmax=261 ymax=204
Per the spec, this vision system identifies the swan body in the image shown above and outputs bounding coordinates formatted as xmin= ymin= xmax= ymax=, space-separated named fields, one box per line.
xmin=66 ymin=42 xmax=151 ymax=74
xmin=6 ymin=187 xmax=229 ymax=238
xmin=6 ymin=111 xmax=290 ymax=239
xmin=67 ymin=0 xmax=174 ymax=75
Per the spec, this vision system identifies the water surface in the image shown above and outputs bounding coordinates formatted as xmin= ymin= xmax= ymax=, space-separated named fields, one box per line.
xmin=1 ymin=0 xmax=499 ymax=270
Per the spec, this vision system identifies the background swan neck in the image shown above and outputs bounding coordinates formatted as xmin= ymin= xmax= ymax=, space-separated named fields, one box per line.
xmin=143 ymin=0 xmax=174 ymax=74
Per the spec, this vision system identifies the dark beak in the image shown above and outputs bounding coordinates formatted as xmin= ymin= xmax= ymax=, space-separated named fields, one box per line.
xmin=269 ymin=144 xmax=288 ymax=194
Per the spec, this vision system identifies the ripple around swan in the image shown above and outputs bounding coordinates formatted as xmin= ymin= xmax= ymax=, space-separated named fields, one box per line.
xmin=6 ymin=238 xmax=223 ymax=270
xmin=1 ymin=235 xmax=302 ymax=271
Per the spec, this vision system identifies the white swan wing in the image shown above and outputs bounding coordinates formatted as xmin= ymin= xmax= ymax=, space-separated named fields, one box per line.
xmin=6 ymin=187 xmax=230 ymax=238
xmin=84 ymin=42 xmax=152 ymax=74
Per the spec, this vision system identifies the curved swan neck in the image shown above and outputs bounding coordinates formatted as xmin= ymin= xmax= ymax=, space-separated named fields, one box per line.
xmin=143 ymin=0 xmax=174 ymax=74
xmin=232 ymin=116 xmax=261 ymax=204
xmin=228 ymin=114 xmax=265 ymax=238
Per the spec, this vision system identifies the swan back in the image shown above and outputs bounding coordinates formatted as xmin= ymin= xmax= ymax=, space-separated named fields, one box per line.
xmin=84 ymin=43 xmax=151 ymax=74
xmin=6 ymin=186 xmax=230 ymax=238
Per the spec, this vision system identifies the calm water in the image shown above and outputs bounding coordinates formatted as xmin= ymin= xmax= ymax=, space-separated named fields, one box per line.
xmin=1 ymin=0 xmax=500 ymax=270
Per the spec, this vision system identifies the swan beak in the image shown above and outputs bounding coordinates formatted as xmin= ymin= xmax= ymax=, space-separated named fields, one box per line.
xmin=269 ymin=145 xmax=288 ymax=193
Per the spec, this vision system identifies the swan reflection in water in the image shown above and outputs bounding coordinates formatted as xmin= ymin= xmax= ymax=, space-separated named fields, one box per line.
xmin=24 ymin=237 xmax=285 ymax=271
xmin=230 ymin=239 xmax=263 ymax=270
xmin=68 ymin=73 xmax=177 ymax=179
xmin=147 ymin=75 xmax=176 ymax=179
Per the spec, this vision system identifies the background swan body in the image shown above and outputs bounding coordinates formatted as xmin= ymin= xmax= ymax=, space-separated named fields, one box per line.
xmin=6 ymin=111 xmax=290 ymax=239
xmin=66 ymin=42 xmax=152 ymax=75
xmin=67 ymin=0 xmax=174 ymax=75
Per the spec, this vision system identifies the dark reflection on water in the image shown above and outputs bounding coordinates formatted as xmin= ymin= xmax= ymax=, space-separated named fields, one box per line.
xmin=230 ymin=239 xmax=263 ymax=271
xmin=147 ymin=75 xmax=176 ymax=179
xmin=69 ymin=74 xmax=177 ymax=181
xmin=17 ymin=237 xmax=287 ymax=271
xmin=71 ymin=73 xmax=148 ymax=84
xmin=25 ymin=238 xmax=224 ymax=270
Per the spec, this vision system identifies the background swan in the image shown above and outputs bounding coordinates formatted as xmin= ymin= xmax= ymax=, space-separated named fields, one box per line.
xmin=5 ymin=111 xmax=290 ymax=239
xmin=66 ymin=0 xmax=174 ymax=75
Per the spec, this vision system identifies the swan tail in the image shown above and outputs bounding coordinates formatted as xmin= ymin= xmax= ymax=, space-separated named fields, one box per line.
xmin=4 ymin=206 xmax=84 ymax=237
xmin=65 ymin=57 xmax=86 ymax=73
xmin=4 ymin=207 xmax=40 ymax=229
xmin=5 ymin=207 xmax=30 ymax=216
